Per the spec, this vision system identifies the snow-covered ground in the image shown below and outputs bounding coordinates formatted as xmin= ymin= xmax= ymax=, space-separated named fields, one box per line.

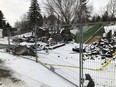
xmin=0 ymin=42 xmax=115 ymax=87
xmin=37 ymin=43 xmax=116 ymax=87
xmin=0 ymin=25 xmax=116 ymax=87
xmin=0 ymin=51 xmax=75 ymax=87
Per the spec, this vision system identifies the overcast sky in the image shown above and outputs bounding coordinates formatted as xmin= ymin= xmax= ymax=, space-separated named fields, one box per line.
xmin=0 ymin=0 xmax=109 ymax=27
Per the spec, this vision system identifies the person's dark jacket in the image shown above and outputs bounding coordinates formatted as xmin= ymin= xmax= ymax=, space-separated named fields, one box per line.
xmin=87 ymin=80 xmax=95 ymax=87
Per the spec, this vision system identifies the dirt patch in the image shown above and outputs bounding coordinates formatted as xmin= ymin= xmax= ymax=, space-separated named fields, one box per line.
xmin=10 ymin=77 xmax=21 ymax=83
xmin=0 ymin=59 xmax=11 ymax=79
xmin=0 ymin=68 xmax=21 ymax=83
xmin=0 ymin=68 xmax=11 ymax=78
xmin=0 ymin=59 xmax=29 ymax=87
xmin=0 ymin=59 xmax=21 ymax=83
xmin=0 ymin=59 xmax=4 ymax=66
xmin=87 ymin=35 xmax=102 ymax=44
xmin=0 ymin=59 xmax=3 ymax=63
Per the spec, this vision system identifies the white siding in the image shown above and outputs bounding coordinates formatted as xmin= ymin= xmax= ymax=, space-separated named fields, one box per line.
xmin=0 ymin=29 xmax=3 ymax=38
xmin=104 ymin=25 xmax=116 ymax=35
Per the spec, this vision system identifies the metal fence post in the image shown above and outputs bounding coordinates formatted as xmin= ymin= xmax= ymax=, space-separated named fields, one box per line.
xmin=79 ymin=0 xmax=84 ymax=87
xmin=34 ymin=25 xmax=38 ymax=62
xmin=7 ymin=28 xmax=11 ymax=53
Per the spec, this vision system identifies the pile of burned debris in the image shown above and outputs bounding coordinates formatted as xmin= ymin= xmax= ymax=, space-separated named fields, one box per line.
xmin=12 ymin=27 xmax=75 ymax=45
xmin=6 ymin=27 xmax=75 ymax=57
xmin=12 ymin=36 xmax=35 ymax=43
xmin=73 ymin=30 xmax=116 ymax=60
xmin=7 ymin=40 xmax=66 ymax=57
xmin=6 ymin=45 xmax=36 ymax=57
xmin=10 ymin=30 xmax=72 ymax=56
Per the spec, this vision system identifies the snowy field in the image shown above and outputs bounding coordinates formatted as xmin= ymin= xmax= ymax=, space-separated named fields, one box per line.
xmin=0 ymin=25 xmax=116 ymax=87
xmin=0 ymin=51 xmax=75 ymax=87
xmin=0 ymin=42 xmax=116 ymax=87
xmin=37 ymin=43 xmax=116 ymax=87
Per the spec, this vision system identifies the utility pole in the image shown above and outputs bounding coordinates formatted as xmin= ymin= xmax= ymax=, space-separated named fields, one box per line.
xmin=7 ymin=28 xmax=10 ymax=46
xmin=79 ymin=0 xmax=84 ymax=87
xmin=57 ymin=15 xmax=60 ymax=33
xmin=7 ymin=24 xmax=11 ymax=53
xmin=34 ymin=1 xmax=38 ymax=62
xmin=34 ymin=25 xmax=38 ymax=62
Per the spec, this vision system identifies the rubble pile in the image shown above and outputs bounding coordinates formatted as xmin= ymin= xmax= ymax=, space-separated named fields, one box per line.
xmin=73 ymin=30 xmax=116 ymax=61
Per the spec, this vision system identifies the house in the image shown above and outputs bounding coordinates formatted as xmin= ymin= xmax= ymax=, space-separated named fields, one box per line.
xmin=0 ymin=29 xmax=3 ymax=38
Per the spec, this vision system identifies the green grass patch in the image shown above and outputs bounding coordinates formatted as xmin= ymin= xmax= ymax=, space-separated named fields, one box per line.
xmin=75 ymin=23 xmax=104 ymax=43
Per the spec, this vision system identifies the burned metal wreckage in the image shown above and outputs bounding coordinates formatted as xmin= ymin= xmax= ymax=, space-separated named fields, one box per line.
xmin=6 ymin=27 xmax=74 ymax=57
xmin=73 ymin=30 xmax=116 ymax=62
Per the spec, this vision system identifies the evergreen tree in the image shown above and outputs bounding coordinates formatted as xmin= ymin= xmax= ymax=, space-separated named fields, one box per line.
xmin=6 ymin=22 xmax=12 ymax=29
xmin=102 ymin=11 xmax=109 ymax=22
xmin=91 ymin=16 xmax=96 ymax=22
xmin=0 ymin=10 xmax=12 ymax=36
xmin=27 ymin=0 xmax=43 ymax=28
xmin=96 ymin=16 xmax=101 ymax=22
xmin=0 ymin=10 xmax=6 ymax=28
xmin=3 ymin=22 xmax=12 ymax=36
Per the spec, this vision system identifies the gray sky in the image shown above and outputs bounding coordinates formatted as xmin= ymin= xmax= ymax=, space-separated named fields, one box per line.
xmin=0 ymin=0 xmax=109 ymax=26
xmin=92 ymin=0 xmax=109 ymax=10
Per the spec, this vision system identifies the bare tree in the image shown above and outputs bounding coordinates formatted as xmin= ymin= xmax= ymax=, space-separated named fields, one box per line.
xmin=43 ymin=0 xmax=92 ymax=27
xmin=14 ymin=13 xmax=31 ymax=33
xmin=43 ymin=0 xmax=80 ymax=25
xmin=107 ymin=0 xmax=116 ymax=18
xmin=14 ymin=21 xmax=21 ymax=28
xmin=14 ymin=14 xmax=28 ymax=28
